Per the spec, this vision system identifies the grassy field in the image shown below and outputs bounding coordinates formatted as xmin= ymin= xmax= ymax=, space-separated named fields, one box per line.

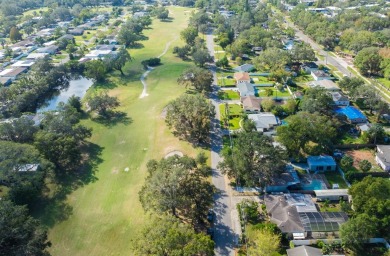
xmin=220 ymin=104 xmax=242 ymax=130
xmin=218 ymin=90 xmax=240 ymax=100
xmin=257 ymin=87 xmax=291 ymax=97
xmin=40 ymin=7 xmax=203 ymax=256
xmin=23 ymin=7 xmax=49 ymax=17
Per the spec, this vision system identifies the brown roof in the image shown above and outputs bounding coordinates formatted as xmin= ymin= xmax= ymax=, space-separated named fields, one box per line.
xmin=234 ymin=72 xmax=250 ymax=81
xmin=241 ymin=96 xmax=261 ymax=109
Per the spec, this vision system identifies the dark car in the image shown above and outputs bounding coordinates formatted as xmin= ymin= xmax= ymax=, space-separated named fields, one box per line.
xmin=207 ymin=210 xmax=214 ymax=222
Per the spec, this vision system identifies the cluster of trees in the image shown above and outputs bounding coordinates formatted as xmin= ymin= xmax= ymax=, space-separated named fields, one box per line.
xmin=218 ymin=130 xmax=288 ymax=187
xmin=354 ymin=47 xmax=390 ymax=77
xmin=340 ymin=177 xmax=390 ymax=253
xmin=117 ymin=17 xmax=149 ymax=48
xmin=136 ymin=155 xmax=215 ymax=255
xmin=177 ymin=66 xmax=214 ymax=94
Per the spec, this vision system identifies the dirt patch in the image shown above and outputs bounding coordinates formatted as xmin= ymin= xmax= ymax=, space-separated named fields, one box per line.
xmin=160 ymin=107 xmax=167 ymax=119
xmin=345 ymin=149 xmax=376 ymax=167
xmin=112 ymin=168 xmax=119 ymax=174
xmin=164 ymin=150 xmax=183 ymax=159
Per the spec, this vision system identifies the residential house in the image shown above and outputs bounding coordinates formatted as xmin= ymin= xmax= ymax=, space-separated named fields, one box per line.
xmin=95 ymin=45 xmax=117 ymax=51
xmin=43 ymin=40 xmax=57 ymax=46
xmin=11 ymin=60 xmax=35 ymax=68
xmin=266 ymin=168 xmax=301 ymax=193
xmin=287 ymin=245 xmax=323 ymax=256
xmin=237 ymin=82 xmax=255 ymax=97
xmin=311 ymin=70 xmax=331 ymax=81
xmin=334 ymin=106 xmax=367 ymax=123
xmin=315 ymin=189 xmax=349 ymax=201
xmin=37 ymin=45 xmax=59 ymax=54
xmin=58 ymin=34 xmax=74 ymax=41
xmin=330 ymin=91 xmax=349 ymax=106
xmin=133 ymin=11 xmax=148 ymax=18
xmin=69 ymin=28 xmax=84 ymax=36
xmin=0 ymin=67 xmax=27 ymax=81
xmin=234 ymin=64 xmax=254 ymax=72
xmin=301 ymin=62 xmax=318 ymax=73
xmin=375 ymin=145 xmax=390 ymax=171
xmin=0 ymin=77 xmax=12 ymax=86
xmin=26 ymin=53 xmax=49 ymax=60
xmin=85 ymin=49 xmax=117 ymax=60
xmin=234 ymin=72 xmax=251 ymax=84
xmin=248 ymin=113 xmax=279 ymax=132
xmin=309 ymin=80 xmax=340 ymax=91
xmin=36 ymin=28 xmax=54 ymax=37
xmin=241 ymin=95 xmax=261 ymax=113
xmin=307 ymin=156 xmax=337 ymax=172
xmin=265 ymin=193 xmax=348 ymax=239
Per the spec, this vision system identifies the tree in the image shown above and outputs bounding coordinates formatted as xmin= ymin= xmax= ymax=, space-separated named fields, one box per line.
xmin=24 ymin=26 xmax=34 ymax=36
xmin=284 ymin=98 xmax=297 ymax=115
xmin=338 ymin=77 xmax=365 ymax=94
xmin=358 ymin=160 xmax=372 ymax=173
xmin=218 ymin=131 xmax=287 ymax=187
xmin=177 ymin=67 xmax=213 ymax=93
xmin=0 ymin=200 xmax=51 ymax=256
xmin=354 ymin=47 xmax=383 ymax=76
xmin=117 ymin=24 xmax=140 ymax=47
xmin=216 ymin=55 xmax=229 ymax=68
xmin=9 ymin=27 xmax=22 ymax=42
xmin=192 ymin=48 xmax=212 ymax=67
xmin=265 ymin=88 xmax=273 ymax=97
xmin=87 ymin=91 xmax=120 ymax=117
xmin=154 ymin=7 xmax=169 ymax=21
xmin=357 ymin=86 xmax=381 ymax=114
xmin=254 ymin=48 xmax=291 ymax=71
xmin=365 ymin=124 xmax=386 ymax=143
xmin=290 ymin=42 xmax=316 ymax=62
xmin=84 ymin=60 xmax=107 ymax=82
xmin=165 ymin=94 xmax=214 ymax=143
xmin=340 ymin=155 xmax=353 ymax=170
xmin=0 ymin=116 xmax=37 ymax=143
xmin=132 ymin=215 xmax=214 ymax=256
xmin=104 ymin=47 xmax=132 ymax=75
xmin=139 ymin=155 xmax=214 ymax=222
xmin=300 ymin=87 xmax=334 ymax=115
xmin=173 ymin=45 xmax=191 ymax=59
xmin=261 ymin=98 xmax=275 ymax=112
xmin=180 ymin=26 xmax=198 ymax=46
xmin=247 ymin=229 xmax=281 ymax=256
xmin=276 ymin=112 xmax=337 ymax=158
xmin=67 ymin=95 xmax=82 ymax=112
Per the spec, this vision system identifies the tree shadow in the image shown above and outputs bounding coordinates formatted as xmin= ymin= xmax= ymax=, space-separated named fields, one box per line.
xmin=138 ymin=34 xmax=149 ymax=41
xmin=32 ymin=142 xmax=104 ymax=227
xmin=94 ymin=80 xmax=118 ymax=89
xmin=130 ymin=42 xmax=144 ymax=49
xmin=92 ymin=110 xmax=133 ymax=127
xmin=161 ymin=17 xmax=174 ymax=22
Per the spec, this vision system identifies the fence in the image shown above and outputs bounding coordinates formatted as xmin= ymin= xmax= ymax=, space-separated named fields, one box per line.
xmin=292 ymin=238 xmax=390 ymax=248
xmin=334 ymin=144 xmax=376 ymax=149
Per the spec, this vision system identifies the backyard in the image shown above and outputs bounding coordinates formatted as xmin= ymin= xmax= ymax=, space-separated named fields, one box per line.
xmin=220 ymin=103 xmax=242 ymax=130
xmin=323 ymin=171 xmax=348 ymax=189
xmin=257 ymin=86 xmax=291 ymax=97
xmin=218 ymin=90 xmax=240 ymax=100
xmin=36 ymin=7 xmax=205 ymax=256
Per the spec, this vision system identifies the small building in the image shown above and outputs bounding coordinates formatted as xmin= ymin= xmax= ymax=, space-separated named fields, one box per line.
xmin=37 ymin=45 xmax=59 ymax=54
xmin=234 ymin=64 xmax=254 ymax=72
xmin=301 ymin=62 xmax=318 ymax=73
xmin=334 ymin=106 xmax=367 ymax=123
xmin=234 ymin=72 xmax=251 ymax=84
xmin=69 ymin=28 xmax=84 ymax=36
xmin=357 ymin=122 xmax=371 ymax=133
xmin=248 ymin=113 xmax=279 ymax=132
xmin=311 ymin=70 xmax=331 ymax=81
xmin=376 ymin=145 xmax=390 ymax=171
xmin=237 ymin=82 xmax=255 ymax=97
xmin=0 ymin=67 xmax=27 ymax=80
xmin=58 ymin=34 xmax=75 ymax=41
xmin=287 ymin=245 xmax=323 ymax=256
xmin=309 ymin=80 xmax=340 ymax=91
xmin=330 ymin=91 xmax=349 ymax=106
xmin=11 ymin=60 xmax=35 ymax=68
xmin=85 ymin=49 xmax=115 ymax=60
xmin=95 ymin=44 xmax=117 ymax=51
xmin=315 ymin=189 xmax=349 ymax=201
xmin=26 ymin=53 xmax=49 ymax=60
xmin=307 ymin=156 xmax=337 ymax=172
xmin=241 ymin=95 xmax=261 ymax=113
xmin=0 ymin=77 xmax=12 ymax=86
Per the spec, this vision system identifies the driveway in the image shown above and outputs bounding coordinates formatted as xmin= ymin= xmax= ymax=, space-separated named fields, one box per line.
xmin=206 ymin=29 xmax=237 ymax=256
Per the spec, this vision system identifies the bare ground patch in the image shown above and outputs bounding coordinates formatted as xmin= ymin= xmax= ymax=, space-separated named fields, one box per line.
xmin=345 ymin=149 xmax=376 ymax=168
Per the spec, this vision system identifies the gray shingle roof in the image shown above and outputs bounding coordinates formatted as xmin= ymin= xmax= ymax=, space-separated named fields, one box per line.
xmin=287 ymin=245 xmax=323 ymax=256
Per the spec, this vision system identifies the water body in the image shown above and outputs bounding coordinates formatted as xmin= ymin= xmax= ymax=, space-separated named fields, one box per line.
xmin=37 ymin=77 xmax=93 ymax=112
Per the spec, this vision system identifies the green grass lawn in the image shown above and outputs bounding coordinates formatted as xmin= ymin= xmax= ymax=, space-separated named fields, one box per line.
xmin=218 ymin=90 xmax=240 ymax=100
xmin=377 ymin=77 xmax=390 ymax=89
xmin=293 ymin=74 xmax=314 ymax=83
xmin=219 ymin=104 xmax=242 ymax=130
xmin=339 ymin=133 xmax=366 ymax=144
xmin=324 ymin=171 xmax=348 ymax=189
xmin=23 ymin=7 xmax=49 ymax=17
xmin=39 ymin=7 xmax=205 ymax=256
xmin=257 ymin=87 xmax=291 ymax=97
xmin=218 ymin=77 xmax=236 ymax=87
xmin=252 ymin=76 xmax=270 ymax=83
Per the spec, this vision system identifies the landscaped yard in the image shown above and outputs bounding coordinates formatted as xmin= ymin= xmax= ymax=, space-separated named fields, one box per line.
xmin=219 ymin=103 xmax=242 ymax=130
xmin=293 ymin=74 xmax=314 ymax=83
xmin=257 ymin=86 xmax=291 ymax=97
xmin=252 ymin=76 xmax=271 ymax=83
xmin=218 ymin=90 xmax=240 ymax=100
xmin=218 ymin=77 xmax=236 ymax=87
xmin=36 ymin=7 xmax=205 ymax=256
xmin=323 ymin=171 xmax=348 ymax=189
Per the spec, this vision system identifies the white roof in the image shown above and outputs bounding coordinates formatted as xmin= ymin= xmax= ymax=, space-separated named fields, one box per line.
xmin=11 ymin=60 xmax=35 ymax=67
xmin=248 ymin=113 xmax=279 ymax=131
xmin=27 ymin=53 xmax=49 ymax=59
xmin=43 ymin=40 xmax=57 ymax=46
xmin=315 ymin=189 xmax=348 ymax=197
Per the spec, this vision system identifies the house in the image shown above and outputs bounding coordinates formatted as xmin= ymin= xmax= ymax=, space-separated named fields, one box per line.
xmin=26 ymin=53 xmax=49 ymax=60
xmin=334 ymin=106 xmax=367 ymax=123
xmin=241 ymin=96 xmax=261 ymax=113
xmin=266 ymin=167 xmax=301 ymax=193
xmin=0 ymin=67 xmax=27 ymax=80
xmin=0 ymin=77 xmax=12 ymax=86
xmin=95 ymin=45 xmax=117 ymax=51
xmin=375 ymin=145 xmax=390 ymax=171
xmin=234 ymin=64 xmax=254 ymax=72
xmin=58 ymin=34 xmax=74 ymax=41
xmin=248 ymin=113 xmax=279 ymax=132
xmin=309 ymin=80 xmax=340 ymax=91
xmin=357 ymin=122 xmax=371 ymax=133
xmin=301 ymin=62 xmax=318 ymax=73
xmin=133 ymin=11 xmax=148 ymax=19
xmin=330 ymin=91 xmax=349 ymax=106
xmin=69 ymin=28 xmax=84 ymax=36
xmin=307 ymin=156 xmax=337 ymax=172
xmin=311 ymin=70 xmax=331 ymax=81
xmin=234 ymin=72 xmax=251 ymax=84
xmin=36 ymin=45 xmax=59 ymax=54
xmin=85 ymin=49 xmax=115 ymax=60
xmin=237 ymin=82 xmax=255 ymax=97
xmin=265 ymin=193 xmax=348 ymax=239
xmin=287 ymin=245 xmax=323 ymax=256
xmin=11 ymin=60 xmax=35 ymax=68
xmin=315 ymin=189 xmax=349 ymax=201
xmin=43 ymin=40 xmax=57 ymax=46
xmin=36 ymin=28 xmax=54 ymax=37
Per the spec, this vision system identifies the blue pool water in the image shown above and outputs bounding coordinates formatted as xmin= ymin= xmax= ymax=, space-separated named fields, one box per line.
xmin=301 ymin=180 xmax=324 ymax=190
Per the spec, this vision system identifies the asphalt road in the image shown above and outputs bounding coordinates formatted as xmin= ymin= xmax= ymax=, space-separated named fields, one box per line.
xmin=206 ymin=30 xmax=237 ymax=256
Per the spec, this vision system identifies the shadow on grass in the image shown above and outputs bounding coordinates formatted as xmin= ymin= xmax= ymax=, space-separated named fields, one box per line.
xmin=130 ymin=42 xmax=145 ymax=49
xmin=32 ymin=142 xmax=104 ymax=227
xmin=92 ymin=110 xmax=133 ymax=127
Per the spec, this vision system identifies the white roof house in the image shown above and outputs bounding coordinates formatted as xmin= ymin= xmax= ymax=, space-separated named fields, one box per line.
xmin=248 ymin=113 xmax=279 ymax=132
xmin=26 ymin=52 xmax=49 ymax=60
xmin=237 ymin=82 xmax=255 ymax=97
xmin=330 ymin=91 xmax=349 ymax=106
xmin=85 ymin=50 xmax=115 ymax=60
xmin=11 ymin=60 xmax=35 ymax=68
xmin=376 ymin=145 xmax=390 ymax=171
xmin=309 ymin=80 xmax=340 ymax=91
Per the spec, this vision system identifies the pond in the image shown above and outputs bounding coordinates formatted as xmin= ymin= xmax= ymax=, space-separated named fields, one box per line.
xmin=37 ymin=77 xmax=93 ymax=113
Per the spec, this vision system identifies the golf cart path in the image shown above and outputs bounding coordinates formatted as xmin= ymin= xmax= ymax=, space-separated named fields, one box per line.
xmin=139 ymin=37 xmax=178 ymax=98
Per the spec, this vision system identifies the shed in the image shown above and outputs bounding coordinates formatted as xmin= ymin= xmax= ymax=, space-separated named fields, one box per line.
xmin=307 ymin=156 xmax=337 ymax=172
xmin=315 ymin=189 xmax=349 ymax=201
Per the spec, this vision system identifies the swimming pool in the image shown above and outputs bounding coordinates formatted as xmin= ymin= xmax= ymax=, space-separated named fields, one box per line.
xmin=300 ymin=179 xmax=326 ymax=190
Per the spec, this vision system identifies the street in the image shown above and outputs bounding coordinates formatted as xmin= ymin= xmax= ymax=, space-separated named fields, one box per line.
xmin=206 ymin=29 xmax=237 ymax=256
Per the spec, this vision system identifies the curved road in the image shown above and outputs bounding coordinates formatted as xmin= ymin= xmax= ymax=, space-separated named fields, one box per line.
xmin=206 ymin=29 xmax=237 ymax=256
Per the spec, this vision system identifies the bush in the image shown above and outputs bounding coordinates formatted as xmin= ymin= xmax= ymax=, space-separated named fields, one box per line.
xmin=141 ymin=58 xmax=161 ymax=69
xmin=359 ymin=159 xmax=372 ymax=172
